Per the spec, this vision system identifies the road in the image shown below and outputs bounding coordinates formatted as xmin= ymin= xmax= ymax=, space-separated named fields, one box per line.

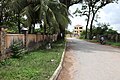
xmin=57 ymin=38 xmax=120 ymax=80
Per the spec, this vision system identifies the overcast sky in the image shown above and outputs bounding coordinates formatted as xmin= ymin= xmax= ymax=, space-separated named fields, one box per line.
xmin=68 ymin=0 xmax=120 ymax=33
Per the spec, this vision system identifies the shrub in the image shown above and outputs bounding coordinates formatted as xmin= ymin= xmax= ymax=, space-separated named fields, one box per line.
xmin=10 ymin=41 xmax=27 ymax=58
xmin=79 ymin=36 xmax=85 ymax=39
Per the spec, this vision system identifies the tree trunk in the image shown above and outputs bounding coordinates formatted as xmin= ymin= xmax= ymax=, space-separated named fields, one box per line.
xmin=44 ymin=25 xmax=46 ymax=35
xmin=28 ymin=26 xmax=32 ymax=34
xmin=89 ymin=13 xmax=95 ymax=40
xmin=59 ymin=0 xmax=83 ymax=40
xmin=32 ymin=23 xmax=35 ymax=33
xmin=85 ymin=16 xmax=89 ymax=39
xmin=85 ymin=6 xmax=90 ymax=39
xmin=0 ymin=8 xmax=3 ymax=25
xmin=17 ymin=13 xmax=21 ymax=33
xmin=85 ymin=19 xmax=89 ymax=39
xmin=57 ymin=31 xmax=65 ymax=40
xmin=61 ymin=29 xmax=65 ymax=40
xmin=57 ymin=25 xmax=65 ymax=40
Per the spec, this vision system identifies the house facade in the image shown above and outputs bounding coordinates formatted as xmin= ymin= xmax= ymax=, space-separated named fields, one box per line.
xmin=73 ymin=24 xmax=83 ymax=36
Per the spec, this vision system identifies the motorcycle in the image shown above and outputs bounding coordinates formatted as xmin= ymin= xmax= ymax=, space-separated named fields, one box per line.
xmin=100 ymin=40 xmax=106 ymax=45
xmin=99 ymin=36 xmax=106 ymax=45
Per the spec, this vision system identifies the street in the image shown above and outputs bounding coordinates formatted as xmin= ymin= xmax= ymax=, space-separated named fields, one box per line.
xmin=57 ymin=38 xmax=120 ymax=80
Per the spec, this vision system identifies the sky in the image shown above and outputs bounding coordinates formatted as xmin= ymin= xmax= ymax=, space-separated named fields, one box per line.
xmin=68 ymin=0 xmax=120 ymax=33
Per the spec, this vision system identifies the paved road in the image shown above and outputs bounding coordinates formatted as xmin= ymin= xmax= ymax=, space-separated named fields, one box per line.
xmin=57 ymin=38 xmax=120 ymax=80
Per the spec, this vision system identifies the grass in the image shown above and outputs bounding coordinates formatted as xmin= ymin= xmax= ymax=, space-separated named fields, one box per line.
xmin=85 ymin=39 xmax=120 ymax=47
xmin=0 ymin=40 xmax=65 ymax=80
xmin=106 ymin=41 xmax=120 ymax=47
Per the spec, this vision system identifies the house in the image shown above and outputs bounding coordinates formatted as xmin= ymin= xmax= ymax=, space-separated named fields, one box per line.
xmin=73 ymin=24 xmax=83 ymax=36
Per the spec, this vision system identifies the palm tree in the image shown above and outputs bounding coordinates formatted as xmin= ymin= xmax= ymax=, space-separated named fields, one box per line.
xmin=28 ymin=0 xmax=61 ymax=35
xmin=11 ymin=0 xmax=70 ymax=39
xmin=48 ymin=1 xmax=71 ymax=39
xmin=10 ymin=0 xmax=28 ymax=33
xmin=0 ymin=0 xmax=12 ymax=26
xmin=11 ymin=0 xmax=46 ymax=34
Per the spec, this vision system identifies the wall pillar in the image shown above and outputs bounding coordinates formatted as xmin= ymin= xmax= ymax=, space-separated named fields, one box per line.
xmin=0 ymin=27 xmax=7 ymax=59
xmin=21 ymin=27 xmax=28 ymax=47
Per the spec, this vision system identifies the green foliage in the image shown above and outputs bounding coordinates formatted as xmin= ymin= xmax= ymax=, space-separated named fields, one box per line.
xmin=106 ymin=41 xmax=120 ymax=47
xmin=78 ymin=0 xmax=118 ymax=39
xmin=0 ymin=59 xmax=10 ymax=67
xmin=106 ymin=28 xmax=118 ymax=35
xmin=79 ymin=36 xmax=85 ymax=39
xmin=80 ymin=30 xmax=87 ymax=39
xmin=93 ymin=23 xmax=109 ymax=35
xmin=92 ymin=23 xmax=118 ymax=36
xmin=1 ymin=0 xmax=70 ymax=35
xmin=0 ymin=40 xmax=65 ymax=80
xmin=10 ymin=41 xmax=27 ymax=58
xmin=48 ymin=2 xmax=70 ymax=33
xmin=6 ymin=24 xmax=18 ymax=33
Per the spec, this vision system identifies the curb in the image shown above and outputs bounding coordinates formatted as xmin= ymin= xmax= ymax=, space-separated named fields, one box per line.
xmin=49 ymin=43 xmax=66 ymax=80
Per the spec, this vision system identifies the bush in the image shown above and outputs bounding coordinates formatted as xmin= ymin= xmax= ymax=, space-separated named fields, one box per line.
xmin=106 ymin=41 xmax=120 ymax=47
xmin=79 ymin=36 xmax=85 ymax=39
xmin=10 ymin=41 xmax=27 ymax=58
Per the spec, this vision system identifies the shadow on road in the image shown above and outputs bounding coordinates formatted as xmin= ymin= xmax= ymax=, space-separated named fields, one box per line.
xmin=67 ymin=38 xmax=120 ymax=54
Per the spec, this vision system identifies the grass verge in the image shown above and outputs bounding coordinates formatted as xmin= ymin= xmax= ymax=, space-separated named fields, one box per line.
xmin=86 ymin=39 xmax=120 ymax=47
xmin=0 ymin=40 xmax=65 ymax=80
xmin=106 ymin=41 xmax=120 ymax=47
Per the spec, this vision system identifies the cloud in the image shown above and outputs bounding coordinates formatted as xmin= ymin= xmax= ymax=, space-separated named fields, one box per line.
xmin=98 ymin=1 xmax=120 ymax=32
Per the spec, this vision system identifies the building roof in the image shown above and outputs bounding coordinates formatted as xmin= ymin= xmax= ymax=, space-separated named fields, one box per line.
xmin=75 ymin=24 xmax=83 ymax=27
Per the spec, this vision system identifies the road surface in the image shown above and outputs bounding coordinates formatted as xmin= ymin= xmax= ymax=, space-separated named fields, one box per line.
xmin=57 ymin=38 xmax=120 ymax=80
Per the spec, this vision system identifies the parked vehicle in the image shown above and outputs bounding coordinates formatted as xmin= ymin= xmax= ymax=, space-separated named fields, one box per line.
xmin=100 ymin=36 xmax=106 ymax=45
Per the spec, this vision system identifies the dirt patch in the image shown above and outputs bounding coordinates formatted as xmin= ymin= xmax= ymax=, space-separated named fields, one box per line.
xmin=57 ymin=46 xmax=75 ymax=80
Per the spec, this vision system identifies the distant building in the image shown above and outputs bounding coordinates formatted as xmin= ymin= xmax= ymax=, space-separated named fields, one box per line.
xmin=73 ymin=24 xmax=83 ymax=36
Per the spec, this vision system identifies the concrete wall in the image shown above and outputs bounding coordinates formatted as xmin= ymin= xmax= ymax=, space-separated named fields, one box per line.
xmin=0 ymin=33 xmax=58 ymax=60
xmin=6 ymin=34 xmax=25 ymax=48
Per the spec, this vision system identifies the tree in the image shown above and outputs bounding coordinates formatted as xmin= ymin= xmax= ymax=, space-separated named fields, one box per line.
xmin=0 ymin=0 xmax=11 ymax=26
xmin=11 ymin=0 xmax=70 ymax=36
xmin=1 ymin=0 xmax=71 ymax=40
xmin=48 ymin=2 xmax=70 ymax=39
xmin=73 ymin=2 xmax=91 ymax=39
xmin=59 ymin=0 xmax=82 ymax=9
xmin=92 ymin=23 xmax=118 ymax=41
xmin=84 ymin=0 xmax=118 ymax=40
xmin=92 ymin=23 xmax=109 ymax=36
xmin=12 ymin=0 xmax=81 ymax=38
xmin=106 ymin=28 xmax=117 ymax=35
xmin=80 ymin=30 xmax=88 ymax=39
xmin=58 ymin=0 xmax=83 ymax=39
xmin=60 ymin=0 xmax=118 ymax=40
xmin=11 ymin=0 xmax=56 ymax=34
xmin=10 ymin=0 xmax=28 ymax=33
xmin=0 ymin=0 xmax=23 ymax=33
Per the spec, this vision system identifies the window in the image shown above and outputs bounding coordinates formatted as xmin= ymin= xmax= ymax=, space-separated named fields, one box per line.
xmin=80 ymin=31 xmax=82 ymax=32
xmin=75 ymin=27 xmax=76 ymax=29
xmin=79 ymin=27 xmax=82 ymax=29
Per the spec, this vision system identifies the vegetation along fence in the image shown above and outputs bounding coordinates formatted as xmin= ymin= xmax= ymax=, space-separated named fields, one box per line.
xmin=94 ymin=34 xmax=120 ymax=42
xmin=0 ymin=27 xmax=58 ymax=60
